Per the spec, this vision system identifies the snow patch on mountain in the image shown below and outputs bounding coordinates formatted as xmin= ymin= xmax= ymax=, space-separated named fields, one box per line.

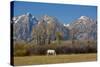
xmin=64 ymin=24 xmax=70 ymax=27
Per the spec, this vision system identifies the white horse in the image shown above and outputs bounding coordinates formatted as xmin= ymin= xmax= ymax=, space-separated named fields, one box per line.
xmin=47 ymin=49 xmax=56 ymax=56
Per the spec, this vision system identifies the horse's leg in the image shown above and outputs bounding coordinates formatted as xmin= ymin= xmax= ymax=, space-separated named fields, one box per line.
xmin=54 ymin=52 xmax=56 ymax=56
xmin=52 ymin=52 xmax=54 ymax=55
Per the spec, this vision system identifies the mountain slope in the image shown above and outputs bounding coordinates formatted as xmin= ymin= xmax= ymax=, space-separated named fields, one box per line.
xmin=69 ymin=16 xmax=97 ymax=40
xmin=33 ymin=15 xmax=69 ymax=40
xmin=13 ymin=13 xmax=38 ymax=41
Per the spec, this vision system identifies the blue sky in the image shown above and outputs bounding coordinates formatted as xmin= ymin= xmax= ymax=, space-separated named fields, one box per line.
xmin=12 ymin=1 xmax=97 ymax=24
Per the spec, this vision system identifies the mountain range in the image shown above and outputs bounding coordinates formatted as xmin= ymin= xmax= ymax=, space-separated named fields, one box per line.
xmin=12 ymin=13 xmax=97 ymax=42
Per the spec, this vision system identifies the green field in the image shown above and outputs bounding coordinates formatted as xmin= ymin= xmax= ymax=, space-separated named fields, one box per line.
xmin=14 ymin=53 xmax=97 ymax=66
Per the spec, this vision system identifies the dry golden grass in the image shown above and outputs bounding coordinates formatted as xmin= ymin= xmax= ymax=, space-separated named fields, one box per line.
xmin=14 ymin=53 xmax=97 ymax=66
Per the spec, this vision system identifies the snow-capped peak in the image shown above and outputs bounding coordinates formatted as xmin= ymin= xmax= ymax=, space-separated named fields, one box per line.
xmin=32 ymin=16 xmax=35 ymax=19
xmin=26 ymin=12 xmax=31 ymax=16
xmin=64 ymin=24 xmax=70 ymax=27
xmin=79 ymin=16 xmax=90 ymax=20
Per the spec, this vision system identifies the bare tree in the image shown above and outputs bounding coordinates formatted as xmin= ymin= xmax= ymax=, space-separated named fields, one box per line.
xmin=70 ymin=27 xmax=78 ymax=44
xmin=32 ymin=19 xmax=47 ymax=45
xmin=55 ymin=31 xmax=62 ymax=45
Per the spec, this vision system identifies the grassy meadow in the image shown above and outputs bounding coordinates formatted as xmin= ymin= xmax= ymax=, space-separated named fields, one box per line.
xmin=14 ymin=53 xmax=97 ymax=66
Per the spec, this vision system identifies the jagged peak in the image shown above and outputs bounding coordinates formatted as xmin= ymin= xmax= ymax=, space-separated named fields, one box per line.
xmin=78 ymin=16 xmax=91 ymax=20
xmin=26 ymin=12 xmax=31 ymax=15
xmin=26 ymin=12 xmax=32 ymax=17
